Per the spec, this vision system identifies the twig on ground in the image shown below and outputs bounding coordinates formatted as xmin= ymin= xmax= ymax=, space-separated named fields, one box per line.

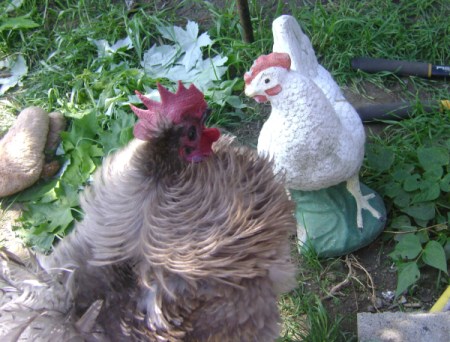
xmin=321 ymin=254 xmax=377 ymax=309
xmin=321 ymin=255 xmax=353 ymax=300
xmin=349 ymin=254 xmax=377 ymax=307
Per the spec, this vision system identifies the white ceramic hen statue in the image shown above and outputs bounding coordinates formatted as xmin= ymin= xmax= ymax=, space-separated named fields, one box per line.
xmin=245 ymin=15 xmax=385 ymax=257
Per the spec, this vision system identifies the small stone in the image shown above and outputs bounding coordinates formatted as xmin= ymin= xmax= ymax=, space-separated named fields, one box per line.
xmin=398 ymin=295 xmax=407 ymax=304
xmin=374 ymin=297 xmax=384 ymax=309
xmin=366 ymin=305 xmax=376 ymax=313
xmin=381 ymin=290 xmax=395 ymax=303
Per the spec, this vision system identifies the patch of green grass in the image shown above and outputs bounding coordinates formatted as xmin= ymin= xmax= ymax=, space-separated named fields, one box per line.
xmin=278 ymin=243 xmax=357 ymax=341
xmin=289 ymin=0 xmax=449 ymax=86
xmin=279 ymin=279 xmax=353 ymax=341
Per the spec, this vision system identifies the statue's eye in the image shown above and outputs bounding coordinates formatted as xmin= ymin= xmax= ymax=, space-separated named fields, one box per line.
xmin=264 ymin=78 xmax=270 ymax=84
xmin=187 ymin=125 xmax=196 ymax=141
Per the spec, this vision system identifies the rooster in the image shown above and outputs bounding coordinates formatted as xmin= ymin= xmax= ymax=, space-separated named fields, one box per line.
xmin=244 ymin=16 xmax=382 ymax=229
xmin=1 ymin=82 xmax=297 ymax=341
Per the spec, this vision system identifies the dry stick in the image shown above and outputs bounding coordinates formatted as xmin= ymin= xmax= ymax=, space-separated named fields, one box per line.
xmin=349 ymin=255 xmax=377 ymax=308
xmin=321 ymin=255 xmax=353 ymax=300
xmin=236 ymin=0 xmax=254 ymax=43
xmin=384 ymin=221 xmax=448 ymax=234
xmin=321 ymin=254 xmax=377 ymax=308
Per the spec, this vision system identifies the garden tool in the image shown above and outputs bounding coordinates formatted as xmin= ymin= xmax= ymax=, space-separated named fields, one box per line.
xmin=351 ymin=57 xmax=450 ymax=79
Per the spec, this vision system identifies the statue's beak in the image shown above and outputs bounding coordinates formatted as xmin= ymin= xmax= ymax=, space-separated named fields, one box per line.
xmin=244 ymin=84 xmax=255 ymax=98
xmin=244 ymin=84 xmax=268 ymax=103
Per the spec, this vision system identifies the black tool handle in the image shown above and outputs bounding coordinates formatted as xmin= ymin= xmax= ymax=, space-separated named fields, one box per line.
xmin=351 ymin=57 xmax=450 ymax=78
xmin=355 ymin=101 xmax=442 ymax=122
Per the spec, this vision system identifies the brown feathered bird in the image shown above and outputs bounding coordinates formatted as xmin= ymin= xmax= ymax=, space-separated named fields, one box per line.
xmin=0 ymin=82 xmax=297 ymax=341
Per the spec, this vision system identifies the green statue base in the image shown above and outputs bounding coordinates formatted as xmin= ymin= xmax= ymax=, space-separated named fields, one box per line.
xmin=291 ymin=182 xmax=386 ymax=258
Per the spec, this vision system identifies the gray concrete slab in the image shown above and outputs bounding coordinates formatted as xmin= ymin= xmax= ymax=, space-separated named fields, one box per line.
xmin=357 ymin=311 xmax=450 ymax=342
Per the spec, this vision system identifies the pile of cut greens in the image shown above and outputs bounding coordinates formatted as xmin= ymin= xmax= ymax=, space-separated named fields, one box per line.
xmin=2 ymin=4 xmax=244 ymax=251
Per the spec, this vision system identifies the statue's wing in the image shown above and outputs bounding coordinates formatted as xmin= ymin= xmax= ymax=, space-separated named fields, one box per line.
xmin=272 ymin=15 xmax=319 ymax=78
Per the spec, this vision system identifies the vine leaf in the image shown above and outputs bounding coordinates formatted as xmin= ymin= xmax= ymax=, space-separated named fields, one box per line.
xmin=396 ymin=262 xmax=420 ymax=297
xmin=417 ymin=147 xmax=449 ymax=170
xmin=365 ymin=144 xmax=394 ymax=172
xmin=422 ymin=241 xmax=448 ymax=273
xmin=390 ymin=234 xmax=422 ymax=260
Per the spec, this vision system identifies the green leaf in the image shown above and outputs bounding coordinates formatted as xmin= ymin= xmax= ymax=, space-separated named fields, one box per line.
xmin=14 ymin=179 xmax=59 ymax=202
xmin=423 ymin=166 xmax=443 ymax=181
xmin=403 ymin=174 xmax=420 ymax=192
xmin=0 ymin=16 xmax=39 ymax=32
xmin=440 ymin=173 xmax=450 ymax=192
xmin=21 ymin=229 xmax=55 ymax=252
xmin=61 ymin=141 xmax=100 ymax=187
xmin=417 ymin=147 xmax=449 ymax=169
xmin=395 ymin=262 xmax=420 ymax=297
xmin=392 ymin=234 xmax=422 ymax=260
xmin=422 ymin=241 xmax=448 ymax=273
xmin=365 ymin=144 xmax=395 ymax=172
xmin=444 ymin=238 xmax=450 ymax=260
xmin=61 ymin=110 xmax=99 ymax=150
xmin=390 ymin=215 xmax=415 ymax=232
xmin=225 ymin=95 xmax=246 ymax=109
xmin=414 ymin=218 xmax=432 ymax=228
xmin=412 ymin=182 xmax=441 ymax=203
xmin=99 ymin=110 xmax=135 ymax=154
xmin=383 ymin=182 xmax=402 ymax=198
xmin=415 ymin=230 xmax=430 ymax=244
xmin=26 ymin=202 xmax=73 ymax=233
xmin=393 ymin=190 xmax=411 ymax=208
xmin=392 ymin=165 xmax=414 ymax=182
xmin=401 ymin=202 xmax=435 ymax=221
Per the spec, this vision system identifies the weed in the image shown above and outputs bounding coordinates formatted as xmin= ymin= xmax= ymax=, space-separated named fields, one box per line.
xmin=364 ymin=104 xmax=449 ymax=296
xmin=279 ymin=290 xmax=350 ymax=342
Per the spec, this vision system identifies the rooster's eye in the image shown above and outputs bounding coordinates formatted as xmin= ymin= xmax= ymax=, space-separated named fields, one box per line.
xmin=187 ymin=125 xmax=197 ymax=141
xmin=264 ymin=78 xmax=270 ymax=84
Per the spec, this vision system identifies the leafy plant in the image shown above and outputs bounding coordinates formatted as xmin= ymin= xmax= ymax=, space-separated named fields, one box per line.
xmin=279 ymin=289 xmax=349 ymax=342
xmin=364 ymin=106 xmax=450 ymax=297
xmin=389 ymin=235 xmax=447 ymax=297
xmin=0 ymin=0 xmax=39 ymax=33
xmin=4 ymin=3 xmax=246 ymax=251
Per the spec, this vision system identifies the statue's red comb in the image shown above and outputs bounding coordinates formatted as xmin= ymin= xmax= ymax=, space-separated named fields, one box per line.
xmin=244 ymin=52 xmax=291 ymax=85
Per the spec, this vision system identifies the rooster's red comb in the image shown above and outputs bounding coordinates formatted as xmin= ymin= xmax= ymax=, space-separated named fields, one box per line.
xmin=244 ymin=52 xmax=291 ymax=85
xmin=130 ymin=81 xmax=207 ymax=140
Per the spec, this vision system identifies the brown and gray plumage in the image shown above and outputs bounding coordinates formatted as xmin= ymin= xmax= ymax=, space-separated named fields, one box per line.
xmin=0 ymin=82 xmax=297 ymax=341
